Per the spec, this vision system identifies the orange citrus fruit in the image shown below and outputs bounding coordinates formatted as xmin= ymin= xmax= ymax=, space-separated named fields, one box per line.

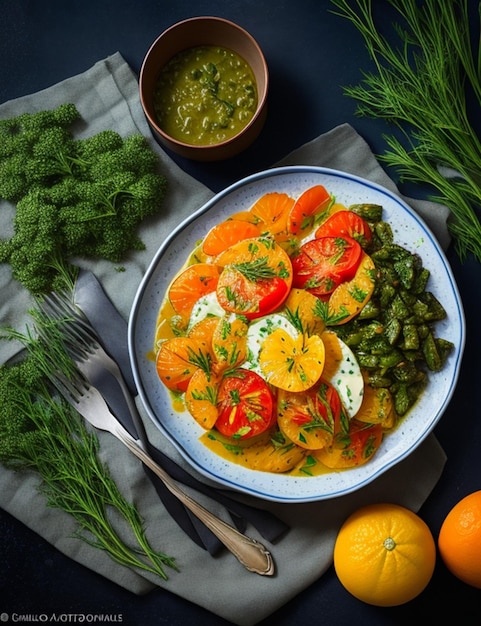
xmin=287 ymin=184 xmax=330 ymax=235
xmin=438 ymin=490 xmax=481 ymax=589
xmin=185 ymin=368 xmax=221 ymax=430
xmin=333 ymin=503 xmax=436 ymax=606
xmin=248 ymin=191 xmax=295 ymax=235
xmin=259 ymin=329 xmax=325 ymax=392
xmin=202 ymin=219 xmax=261 ymax=256
xmin=327 ymin=252 xmax=376 ymax=325
xmin=168 ymin=263 xmax=220 ymax=322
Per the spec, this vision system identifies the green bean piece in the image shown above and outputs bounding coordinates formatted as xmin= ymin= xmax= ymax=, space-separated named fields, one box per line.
xmin=373 ymin=221 xmax=394 ymax=245
xmin=349 ymin=203 xmax=384 ymax=222
xmin=384 ymin=318 xmax=402 ymax=345
xmin=412 ymin=267 xmax=430 ymax=294
xmin=402 ymin=323 xmax=420 ymax=350
xmin=388 ymin=294 xmax=411 ymax=321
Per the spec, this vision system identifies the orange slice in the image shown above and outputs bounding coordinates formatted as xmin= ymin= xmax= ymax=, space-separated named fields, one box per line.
xmin=287 ymin=184 xmax=331 ymax=235
xmin=259 ymin=328 xmax=325 ymax=391
xmin=282 ymin=287 xmax=326 ymax=336
xmin=202 ymin=219 xmax=261 ymax=256
xmin=327 ymin=252 xmax=376 ymax=324
xmin=156 ymin=337 xmax=207 ymax=392
xmin=313 ymin=419 xmax=383 ymax=468
xmin=212 ymin=315 xmax=249 ymax=372
xmin=356 ymin=383 xmax=397 ymax=430
xmin=168 ymin=263 xmax=220 ymax=322
xmin=187 ymin=316 xmax=219 ymax=343
xmin=248 ymin=192 xmax=295 ymax=235
xmin=185 ymin=368 xmax=221 ymax=430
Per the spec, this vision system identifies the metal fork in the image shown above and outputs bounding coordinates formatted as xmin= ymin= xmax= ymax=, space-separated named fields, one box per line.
xmin=49 ymin=368 xmax=274 ymax=576
xmin=41 ymin=292 xmax=148 ymax=446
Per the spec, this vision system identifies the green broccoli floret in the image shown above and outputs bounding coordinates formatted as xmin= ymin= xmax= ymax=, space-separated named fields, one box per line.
xmin=0 ymin=103 xmax=167 ymax=295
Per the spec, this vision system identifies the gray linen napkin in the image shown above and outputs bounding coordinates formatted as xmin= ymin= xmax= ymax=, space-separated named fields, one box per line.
xmin=0 ymin=53 xmax=449 ymax=625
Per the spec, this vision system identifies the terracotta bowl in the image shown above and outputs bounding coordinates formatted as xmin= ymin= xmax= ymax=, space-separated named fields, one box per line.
xmin=139 ymin=16 xmax=269 ymax=161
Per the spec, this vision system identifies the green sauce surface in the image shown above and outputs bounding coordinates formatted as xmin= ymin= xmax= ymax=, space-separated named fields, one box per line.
xmin=153 ymin=45 xmax=258 ymax=146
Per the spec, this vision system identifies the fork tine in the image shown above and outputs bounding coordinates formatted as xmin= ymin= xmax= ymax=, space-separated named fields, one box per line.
xmin=42 ymin=292 xmax=99 ymax=359
xmin=51 ymin=370 xmax=80 ymax=402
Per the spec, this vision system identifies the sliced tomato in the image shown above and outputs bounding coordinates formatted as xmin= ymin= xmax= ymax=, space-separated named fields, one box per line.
xmin=215 ymin=237 xmax=292 ymax=319
xmin=291 ymin=236 xmax=362 ymax=298
xmin=313 ymin=419 xmax=383 ymax=468
xmin=215 ymin=369 xmax=275 ymax=439
xmin=315 ymin=210 xmax=372 ymax=247
xmin=216 ymin=267 xmax=289 ymax=319
xmin=277 ymin=380 xmax=342 ymax=449
xmin=287 ymin=185 xmax=331 ymax=235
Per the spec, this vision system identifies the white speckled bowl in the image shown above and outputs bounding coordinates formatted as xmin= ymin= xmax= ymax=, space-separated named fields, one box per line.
xmin=128 ymin=166 xmax=465 ymax=503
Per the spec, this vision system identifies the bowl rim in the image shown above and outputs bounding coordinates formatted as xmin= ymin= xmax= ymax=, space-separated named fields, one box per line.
xmin=139 ymin=16 xmax=269 ymax=153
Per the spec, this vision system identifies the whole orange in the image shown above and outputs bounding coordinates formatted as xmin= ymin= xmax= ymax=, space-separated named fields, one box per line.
xmin=438 ymin=490 xmax=481 ymax=589
xmin=333 ymin=503 xmax=436 ymax=606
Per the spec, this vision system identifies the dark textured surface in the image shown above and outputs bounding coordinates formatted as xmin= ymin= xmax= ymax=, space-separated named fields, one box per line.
xmin=1 ymin=1 xmax=480 ymax=624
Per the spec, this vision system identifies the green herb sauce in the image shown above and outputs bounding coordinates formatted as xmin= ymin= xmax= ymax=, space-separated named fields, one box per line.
xmin=153 ymin=45 xmax=258 ymax=146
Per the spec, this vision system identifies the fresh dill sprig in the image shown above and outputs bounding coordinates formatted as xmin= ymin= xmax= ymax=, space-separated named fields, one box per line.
xmin=330 ymin=0 xmax=481 ymax=261
xmin=233 ymin=256 xmax=277 ymax=282
xmin=0 ymin=309 xmax=178 ymax=580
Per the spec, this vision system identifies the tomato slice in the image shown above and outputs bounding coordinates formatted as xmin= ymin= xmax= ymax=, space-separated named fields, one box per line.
xmin=215 ymin=237 xmax=292 ymax=319
xmin=216 ymin=267 xmax=289 ymax=319
xmin=315 ymin=210 xmax=372 ymax=247
xmin=291 ymin=236 xmax=363 ymax=298
xmin=215 ymin=369 xmax=275 ymax=439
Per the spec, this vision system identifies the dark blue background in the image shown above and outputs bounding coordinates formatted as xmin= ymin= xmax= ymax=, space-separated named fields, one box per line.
xmin=1 ymin=1 xmax=480 ymax=624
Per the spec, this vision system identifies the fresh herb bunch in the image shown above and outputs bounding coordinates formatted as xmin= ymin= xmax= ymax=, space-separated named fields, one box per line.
xmin=0 ymin=310 xmax=178 ymax=580
xmin=0 ymin=103 xmax=167 ymax=294
xmin=330 ymin=0 xmax=481 ymax=262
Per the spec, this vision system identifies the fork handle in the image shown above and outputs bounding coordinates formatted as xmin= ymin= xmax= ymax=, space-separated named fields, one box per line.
xmin=116 ymin=429 xmax=275 ymax=576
